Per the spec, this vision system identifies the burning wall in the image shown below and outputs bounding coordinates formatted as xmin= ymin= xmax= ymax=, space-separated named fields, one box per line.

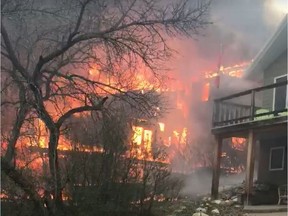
xmin=155 ymin=62 xmax=253 ymax=172
xmin=0 ymin=58 xmax=253 ymax=178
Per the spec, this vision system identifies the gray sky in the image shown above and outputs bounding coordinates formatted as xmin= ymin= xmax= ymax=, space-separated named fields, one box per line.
xmin=169 ymin=0 xmax=287 ymax=84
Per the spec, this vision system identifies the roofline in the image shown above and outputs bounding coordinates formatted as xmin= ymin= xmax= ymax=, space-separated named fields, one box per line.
xmin=244 ymin=14 xmax=287 ymax=79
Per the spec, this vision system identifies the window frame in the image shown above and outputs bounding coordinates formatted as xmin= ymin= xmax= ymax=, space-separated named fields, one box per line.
xmin=273 ymin=74 xmax=288 ymax=111
xmin=269 ymin=146 xmax=285 ymax=171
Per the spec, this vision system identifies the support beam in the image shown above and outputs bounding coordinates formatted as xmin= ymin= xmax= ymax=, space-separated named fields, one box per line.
xmin=211 ymin=136 xmax=222 ymax=199
xmin=245 ymin=129 xmax=256 ymax=204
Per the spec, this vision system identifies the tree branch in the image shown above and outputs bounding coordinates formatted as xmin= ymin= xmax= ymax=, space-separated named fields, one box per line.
xmin=1 ymin=24 xmax=29 ymax=80
xmin=33 ymin=1 xmax=210 ymax=69
xmin=56 ymin=96 xmax=108 ymax=128
xmin=68 ymin=0 xmax=92 ymax=42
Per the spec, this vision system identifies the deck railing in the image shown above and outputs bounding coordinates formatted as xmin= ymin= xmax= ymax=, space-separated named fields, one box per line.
xmin=212 ymin=80 xmax=288 ymax=128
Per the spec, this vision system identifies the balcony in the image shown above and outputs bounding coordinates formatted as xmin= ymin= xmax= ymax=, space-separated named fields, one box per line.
xmin=212 ymin=80 xmax=288 ymax=135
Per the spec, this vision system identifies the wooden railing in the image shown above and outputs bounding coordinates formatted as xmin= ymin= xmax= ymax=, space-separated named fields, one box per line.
xmin=212 ymin=80 xmax=288 ymax=128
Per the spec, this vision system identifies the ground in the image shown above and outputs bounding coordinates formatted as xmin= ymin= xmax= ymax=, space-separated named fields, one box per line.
xmin=152 ymin=196 xmax=244 ymax=216
xmin=246 ymin=214 xmax=287 ymax=216
xmin=152 ymin=197 xmax=288 ymax=216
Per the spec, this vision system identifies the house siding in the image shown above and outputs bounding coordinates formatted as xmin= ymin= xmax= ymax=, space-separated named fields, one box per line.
xmin=262 ymin=50 xmax=287 ymax=110
xmin=257 ymin=135 xmax=287 ymax=186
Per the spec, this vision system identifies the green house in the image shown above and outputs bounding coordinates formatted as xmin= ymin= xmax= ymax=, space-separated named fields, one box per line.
xmin=211 ymin=14 xmax=287 ymax=205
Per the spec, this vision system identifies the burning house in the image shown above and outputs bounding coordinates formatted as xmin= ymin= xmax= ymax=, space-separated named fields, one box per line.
xmin=146 ymin=61 xmax=254 ymax=173
xmin=4 ymin=0 xmax=286 ymax=215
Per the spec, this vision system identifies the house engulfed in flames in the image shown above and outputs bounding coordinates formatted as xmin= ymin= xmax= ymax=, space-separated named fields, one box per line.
xmin=126 ymin=61 xmax=253 ymax=173
xmin=1 ymin=62 xmax=253 ymax=180
xmin=67 ymin=62 xmax=253 ymax=168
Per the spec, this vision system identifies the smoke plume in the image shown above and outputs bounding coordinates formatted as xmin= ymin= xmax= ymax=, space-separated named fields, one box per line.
xmin=164 ymin=0 xmax=286 ymax=195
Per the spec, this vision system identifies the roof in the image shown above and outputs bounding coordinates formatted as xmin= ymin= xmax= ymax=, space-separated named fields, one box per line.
xmin=244 ymin=14 xmax=287 ymax=80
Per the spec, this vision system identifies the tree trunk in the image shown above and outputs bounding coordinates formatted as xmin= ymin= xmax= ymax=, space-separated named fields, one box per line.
xmin=29 ymin=82 xmax=64 ymax=214
xmin=47 ymin=127 xmax=64 ymax=215
xmin=5 ymin=104 xmax=29 ymax=165
xmin=1 ymin=157 xmax=48 ymax=216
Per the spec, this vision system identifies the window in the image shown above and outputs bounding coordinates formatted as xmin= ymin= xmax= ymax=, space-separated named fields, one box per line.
xmin=269 ymin=147 xmax=285 ymax=171
xmin=273 ymin=75 xmax=288 ymax=111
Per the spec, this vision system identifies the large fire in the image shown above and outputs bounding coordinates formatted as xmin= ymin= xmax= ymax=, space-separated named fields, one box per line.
xmin=31 ymin=119 xmax=104 ymax=153
xmin=86 ymin=61 xmax=250 ymax=166
xmin=2 ymin=61 xmax=250 ymax=180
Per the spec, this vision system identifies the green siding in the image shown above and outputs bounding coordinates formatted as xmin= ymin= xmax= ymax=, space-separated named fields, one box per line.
xmin=262 ymin=50 xmax=287 ymax=110
xmin=257 ymin=136 xmax=287 ymax=186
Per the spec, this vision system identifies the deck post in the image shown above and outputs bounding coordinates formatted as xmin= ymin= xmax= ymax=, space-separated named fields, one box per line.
xmin=245 ymin=129 xmax=256 ymax=204
xmin=211 ymin=136 xmax=222 ymax=199
xmin=250 ymin=90 xmax=255 ymax=120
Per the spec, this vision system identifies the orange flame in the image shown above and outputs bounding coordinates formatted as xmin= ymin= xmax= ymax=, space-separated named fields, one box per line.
xmin=204 ymin=61 xmax=250 ymax=79
xmin=201 ymin=83 xmax=210 ymax=101
xmin=131 ymin=126 xmax=153 ymax=160
xmin=231 ymin=137 xmax=246 ymax=151
xmin=158 ymin=123 xmax=165 ymax=132
xmin=4 ymin=60 xmax=251 ymax=180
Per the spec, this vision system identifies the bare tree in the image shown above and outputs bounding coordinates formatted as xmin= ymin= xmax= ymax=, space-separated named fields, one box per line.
xmin=1 ymin=0 xmax=211 ymax=215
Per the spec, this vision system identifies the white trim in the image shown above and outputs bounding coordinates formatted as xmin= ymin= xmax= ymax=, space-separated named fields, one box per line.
xmin=273 ymin=74 xmax=288 ymax=111
xmin=269 ymin=146 xmax=285 ymax=171
xmin=244 ymin=15 xmax=287 ymax=79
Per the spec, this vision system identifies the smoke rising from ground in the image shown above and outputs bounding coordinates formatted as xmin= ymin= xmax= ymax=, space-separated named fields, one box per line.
xmin=180 ymin=171 xmax=246 ymax=197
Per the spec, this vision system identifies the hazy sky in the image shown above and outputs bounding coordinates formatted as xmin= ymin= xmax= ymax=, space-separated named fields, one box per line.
xmin=168 ymin=0 xmax=287 ymax=85
xmin=211 ymin=0 xmax=287 ymax=56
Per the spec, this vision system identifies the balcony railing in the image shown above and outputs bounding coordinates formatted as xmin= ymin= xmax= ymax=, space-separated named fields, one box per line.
xmin=212 ymin=80 xmax=288 ymax=128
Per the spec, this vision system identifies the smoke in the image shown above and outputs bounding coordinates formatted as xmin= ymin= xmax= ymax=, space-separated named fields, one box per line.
xmin=169 ymin=0 xmax=286 ymax=78
xmin=180 ymin=170 xmax=246 ymax=197
xmin=163 ymin=0 xmax=286 ymax=183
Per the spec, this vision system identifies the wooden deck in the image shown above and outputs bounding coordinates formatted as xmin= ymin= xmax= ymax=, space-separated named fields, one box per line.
xmin=212 ymin=80 xmax=288 ymax=136
xmin=212 ymin=115 xmax=287 ymax=137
